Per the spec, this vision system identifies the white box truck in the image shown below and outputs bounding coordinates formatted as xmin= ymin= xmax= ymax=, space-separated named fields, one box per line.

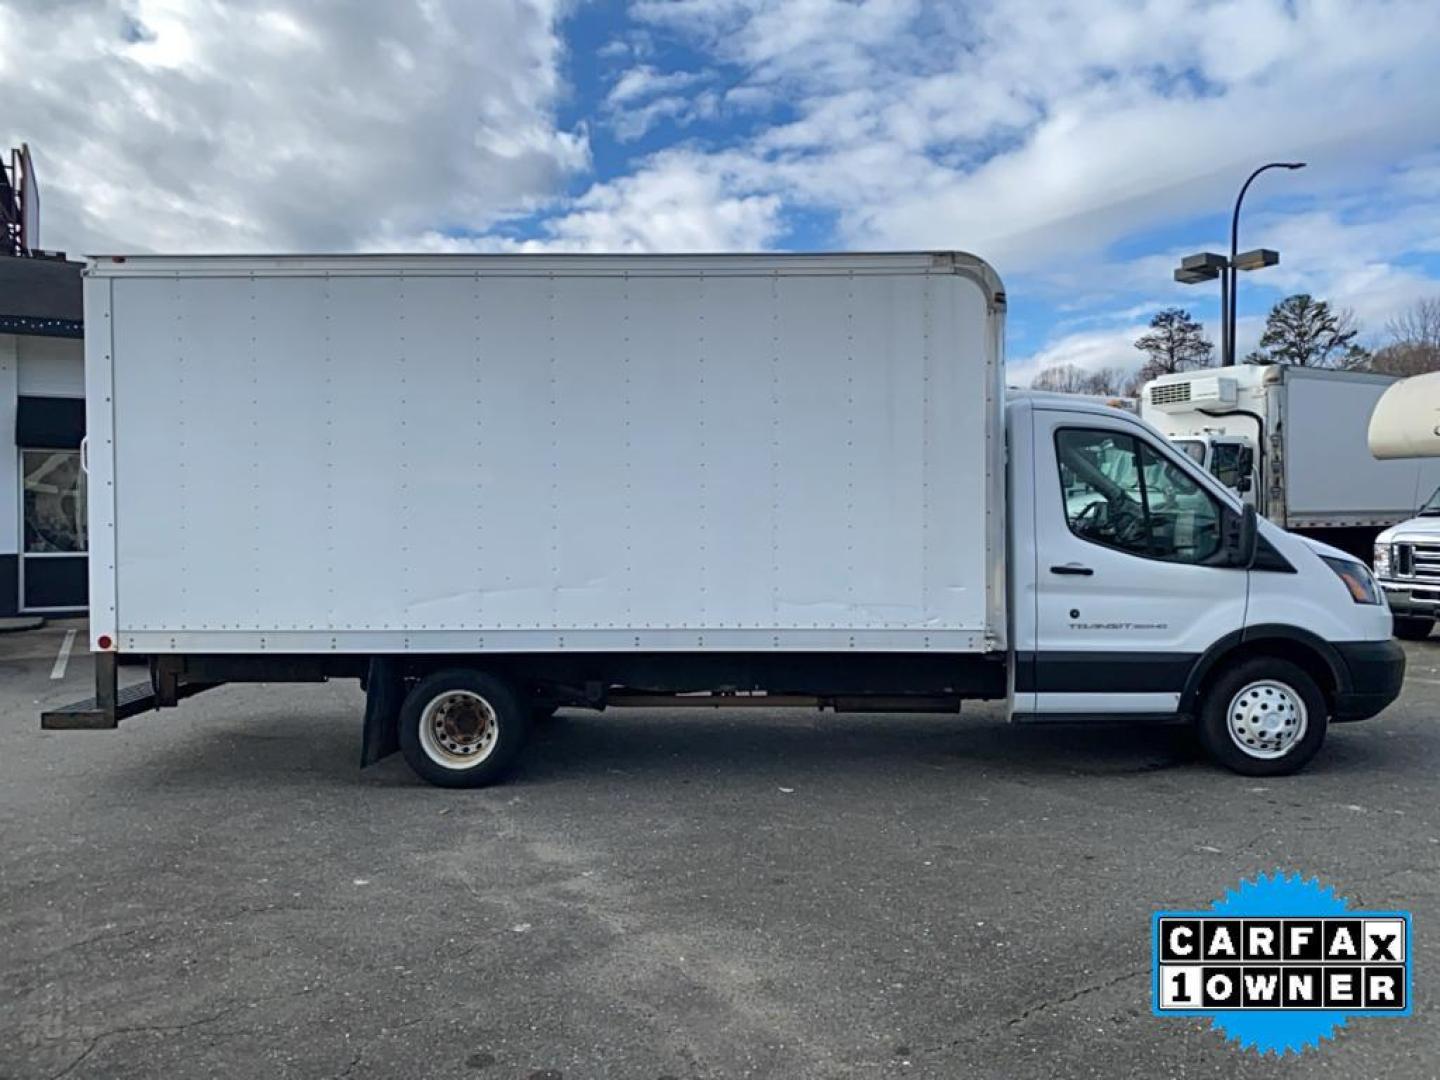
xmin=1140 ymin=364 xmax=1440 ymax=562
xmin=43 ymin=252 xmax=1403 ymax=781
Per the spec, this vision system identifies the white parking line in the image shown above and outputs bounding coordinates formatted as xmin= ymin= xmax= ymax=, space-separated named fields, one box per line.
xmin=50 ymin=629 xmax=77 ymax=681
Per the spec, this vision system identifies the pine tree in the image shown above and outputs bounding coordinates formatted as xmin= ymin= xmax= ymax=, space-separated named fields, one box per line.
xmin=1132 ymin=308 xmax=1214 ymax=385
xmin=1248 ymin=294 xmax=1370 ymax=368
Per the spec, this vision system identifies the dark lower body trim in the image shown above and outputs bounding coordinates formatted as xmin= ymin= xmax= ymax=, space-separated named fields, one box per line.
xmin=1015 ymin=651 xmax=1197 ymax=694
xmin=163 ymin=650 xmax=1011 ymax=699
xmin=1010 ymin=712 xmax=1184 ymax=725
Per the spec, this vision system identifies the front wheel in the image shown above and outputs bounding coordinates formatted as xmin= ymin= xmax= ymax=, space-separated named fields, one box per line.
xmin=1196 ymin=658 xmax=1328 ymax=776
xmin=1393 ymin=616 xmax=1434 ymax=641
xmin=398 ymin=670 xmax=531 ymax=788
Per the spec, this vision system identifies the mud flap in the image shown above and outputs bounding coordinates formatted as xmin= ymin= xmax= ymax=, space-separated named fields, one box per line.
xmin=360 ymin=657 xmax=403 ymax=767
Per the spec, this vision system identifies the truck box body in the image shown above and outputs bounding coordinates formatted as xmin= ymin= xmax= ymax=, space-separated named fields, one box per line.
xmin=1141 ymin=364 xmax=1440 ymax=535
xmin=85 ymin=253 xmax=1006 ymax=656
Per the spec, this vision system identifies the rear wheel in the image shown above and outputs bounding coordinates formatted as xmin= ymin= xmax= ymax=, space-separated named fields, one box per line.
xmin=398 ymin=670 xmax=530 ymax=788
xmin=1197 ymin=658 xmax=1328 ymax=776
xmin=1393 ymin=616 xmax=1434 ymax=641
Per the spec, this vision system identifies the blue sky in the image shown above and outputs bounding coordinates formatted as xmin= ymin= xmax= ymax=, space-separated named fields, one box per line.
xmin=7 ymin=0 xmax=1440 ymax=382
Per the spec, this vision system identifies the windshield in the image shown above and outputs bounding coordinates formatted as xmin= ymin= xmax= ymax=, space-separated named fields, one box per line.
xmin=1208 ymin=441 xmax=1253 ymax=490
xmin=1420 ymin=486 xmax=1440 ymax=516
xmin=1173 ymin=439 xmax=1207 ymax=467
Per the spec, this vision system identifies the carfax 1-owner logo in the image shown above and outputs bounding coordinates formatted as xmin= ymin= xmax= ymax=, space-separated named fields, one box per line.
xmin=1152 ymin=872 xmax=1412 ymax=1054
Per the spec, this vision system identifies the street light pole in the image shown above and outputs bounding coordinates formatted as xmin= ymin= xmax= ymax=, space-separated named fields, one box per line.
xmin=1226 ymin=161 xmax=1306 ymax=365
xmin=1219 ymin=269 xmax=1229 ymax=369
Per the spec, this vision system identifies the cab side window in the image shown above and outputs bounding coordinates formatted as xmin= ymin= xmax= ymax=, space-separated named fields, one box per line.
xmin=1056 ymin=428 xmax=1223 ymax=564
xmin=1210 ymin=442 xmax=1254 ymax=492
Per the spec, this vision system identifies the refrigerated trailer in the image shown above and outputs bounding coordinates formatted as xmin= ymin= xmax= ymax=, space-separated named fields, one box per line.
xmin=1140 ymin=364 xmax=1440 ymax=561
xmin=43 ymin=252 xmax=1404 ymax=781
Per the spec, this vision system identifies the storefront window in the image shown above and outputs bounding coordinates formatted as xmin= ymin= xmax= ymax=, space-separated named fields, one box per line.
xmin=22 ymin=449 xmax=87 ymax=554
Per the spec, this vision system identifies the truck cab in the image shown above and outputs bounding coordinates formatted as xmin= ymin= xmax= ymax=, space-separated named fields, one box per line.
xmin=1010 ymin=393 xmax=1402 ymax=775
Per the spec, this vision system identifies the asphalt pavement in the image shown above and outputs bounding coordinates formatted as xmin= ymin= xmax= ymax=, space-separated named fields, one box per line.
xmin=2 ymin=618 xmax=1437 ymax=1079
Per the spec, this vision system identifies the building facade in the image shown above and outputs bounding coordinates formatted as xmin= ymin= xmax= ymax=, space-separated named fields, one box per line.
xmin=1 ymin=254 xmax=86 ymax=615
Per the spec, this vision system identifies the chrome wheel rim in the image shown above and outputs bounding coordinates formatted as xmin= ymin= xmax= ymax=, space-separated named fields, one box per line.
xmin=1226 ymin=680 xmax=1307 ymax=760
xmin=418 ymin=690 xmax=499 ymax=770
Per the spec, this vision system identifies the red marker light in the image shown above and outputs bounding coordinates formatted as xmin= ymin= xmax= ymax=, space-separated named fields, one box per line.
xmin=97 ymin=635 xmax=113 ymax=650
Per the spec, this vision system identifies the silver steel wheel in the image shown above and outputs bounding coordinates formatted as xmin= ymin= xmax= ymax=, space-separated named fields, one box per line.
xmin=418 ymin=690 xmax=500 ymax=770
xmin=1226 ymin=680 xmax=1307 ymax=760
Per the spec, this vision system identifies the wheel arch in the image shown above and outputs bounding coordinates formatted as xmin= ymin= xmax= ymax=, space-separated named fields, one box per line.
xmin=1180 ymin=625 xmax=1349 ymax=717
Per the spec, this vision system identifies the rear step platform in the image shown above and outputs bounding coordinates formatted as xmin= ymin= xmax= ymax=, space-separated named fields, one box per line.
xmin=41 ymin=653 xmax=220 ymax=730
xmin=42 ymin=680 xmax=157 ymax=729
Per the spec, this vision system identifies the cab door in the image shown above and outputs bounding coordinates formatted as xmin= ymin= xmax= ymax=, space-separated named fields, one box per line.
xmin=1018 ymin=407 xmax=1248 ymax=717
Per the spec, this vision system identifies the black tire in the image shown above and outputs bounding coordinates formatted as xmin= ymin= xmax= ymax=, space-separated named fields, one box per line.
xmin=398 ymin=669 xmax=530 ymax=788
xmin=532 ymin=704 xmax=560 ymax=722
xmin=1196 ymin=657 xmax=1328 ymax=777
xmin=1393 ymin=616 xmax=1434 ymax=641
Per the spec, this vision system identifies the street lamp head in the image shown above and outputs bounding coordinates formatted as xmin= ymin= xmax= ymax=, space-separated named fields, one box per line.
xmin=1175 ymin=251 xmax=1226 ymax=285
xmin=1180 ymin=252 xmax=1228 ymax=272
xmin=1234 ymin=248 xmax=1280 ymax=272
xmin=1282 ymin=162 xmax=1307 ymax=170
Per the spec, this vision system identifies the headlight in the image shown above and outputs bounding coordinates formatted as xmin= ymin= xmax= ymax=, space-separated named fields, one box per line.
xmin=1321 ymin=555 xmax=1382 ymax=605
xmin=1374 ymin=543 xmax=1391 ymax=578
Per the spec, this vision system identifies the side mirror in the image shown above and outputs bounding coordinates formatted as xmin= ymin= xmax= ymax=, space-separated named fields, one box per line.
xmin=1236 ymin=475 xmax=1253 ymax=494
xmin=1233 ymin=503 xmax=1259 ymax=568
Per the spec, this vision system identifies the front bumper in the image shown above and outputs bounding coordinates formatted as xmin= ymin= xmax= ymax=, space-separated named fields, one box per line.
xmin=1379 ymin=580 xmax=1440 ymax=618
xmin=1331 ymin=638 xmax=1406 ymax=722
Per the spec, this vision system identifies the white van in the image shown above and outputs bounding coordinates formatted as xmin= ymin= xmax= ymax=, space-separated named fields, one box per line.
xmin=44 ymin=252 xmax=1404 ymax=784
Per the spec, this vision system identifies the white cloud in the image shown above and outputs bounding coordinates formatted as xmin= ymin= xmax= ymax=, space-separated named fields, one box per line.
xmin=1007 ymin=324 xmax=1152 ymax=390
xmin=417 ymin=151 xmax=783 ymax=252
xmin=0 ymin=0 xmax=587 ymax=254
xmin=610 ymin=96 xmax=690 ymax=142
xmin=608 ymin=65 xmax=705 ymax=106
xmin=604 ymin=66 xmax=720 ymax=141
xmin=527 ymin=152 xmax=781 ymax=251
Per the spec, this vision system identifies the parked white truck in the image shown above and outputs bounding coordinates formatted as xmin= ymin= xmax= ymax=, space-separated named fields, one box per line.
xmin=1140 ymin=364 xmax=1440 ymax=562
xmin=1366 ymin=372 xmax=1440 ymax=638
xmin=1371 ymin=492 xmax=1440 ymax=640
xmin=43 ymin=252 xmax=1403 ymax=781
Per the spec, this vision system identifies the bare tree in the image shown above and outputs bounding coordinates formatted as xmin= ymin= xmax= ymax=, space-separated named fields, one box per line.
xmin=1386 ymin=297 xmax=1440 ymax=348
xmin=1372 ymin=298 xmax=1440 ymax=376
xmin=1030 ymin=363 xmax=1132 ymax=397
xmin=1369 ymin=342 xmax=1440 ymax=377
xmin=1132 ymin=308 xmax=1214 ymax=387
xmin=1030 ymin=363 xmax=1090 ymax=394
xmin=1079 ymin=366 xmax=1128 ymax=396
xmin=1247 ymin=294 xmax=1370 ymax=368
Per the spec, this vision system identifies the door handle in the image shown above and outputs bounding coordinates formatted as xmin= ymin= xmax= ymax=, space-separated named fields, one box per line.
xmin=1049 ymin=563 xmax=1094 ymax=576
